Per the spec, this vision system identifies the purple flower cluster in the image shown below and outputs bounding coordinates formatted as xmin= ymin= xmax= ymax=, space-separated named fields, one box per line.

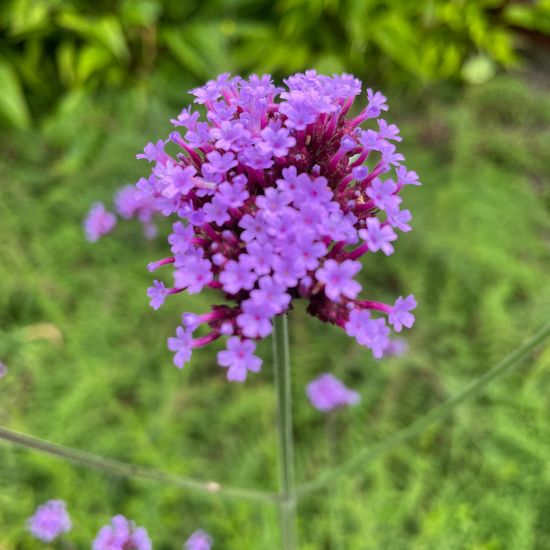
xmin=133 ymin=71 xmax=419 ymax=380
xmin=0 ymin=361 xmax=7 ymax=379
xmin=27 ymin=500 xmax=72 ymax=542
xmin=185 ymin=529 xmax=213 ymax=550
xmin=93 ymin=515 xmax=151 ymax=550
xmin=306 ymin=374 xmax=360 ymax=412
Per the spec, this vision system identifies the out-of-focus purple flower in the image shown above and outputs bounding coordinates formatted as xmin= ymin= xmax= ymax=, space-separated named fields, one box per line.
xmin=306 ymin=374 xmax=360 ymax=412
xmin=84 ymin=202 xmax=116 ymax=242
xmin=0 ymin=362 xmax=7 ymax=379
xmin=217 ymin=336 xmax=262 ymax=382
xmin=384 ymin=338 xmax=409 ymax=357
xmin=128 ymin=71 xmax=420 ymax=378
xmin=93 ymin=515 xmax=151 ymax=550
xmin=27 ymin=500 xmax=71 ymax=543
xmin=184 ymin=529 xmax=213 ymax=550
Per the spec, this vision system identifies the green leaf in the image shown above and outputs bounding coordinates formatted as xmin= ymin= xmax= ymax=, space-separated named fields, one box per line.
xmin=0 ymin=60 xmax=31 ymax=128
xmin=57 ymin=40 xmax=77 ymax=87
xmin=57 ymin=12 xmax=129 ymax=61
xmin=76 ymin=45 xmax=113 ymax=84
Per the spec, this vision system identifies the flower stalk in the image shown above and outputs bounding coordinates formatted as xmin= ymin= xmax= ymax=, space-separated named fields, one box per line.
xmin=272 ymin=314 xmax=298 ymax=549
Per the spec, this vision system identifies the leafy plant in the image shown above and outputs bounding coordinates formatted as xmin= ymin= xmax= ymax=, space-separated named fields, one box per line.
xmin=0 ymin=0 xmax=547 ymax=127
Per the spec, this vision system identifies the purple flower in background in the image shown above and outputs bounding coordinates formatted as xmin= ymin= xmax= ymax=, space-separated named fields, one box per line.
xmin=306 ymin=374 xmax=360 ymax=412
xmin=122 ymin=71 xmax=420 ymax=377
xmin=384 ymin=338 xmax=409 ymax=357
xmin=27 ymin=500 xmax=71 ymax=543
xmin=185 ymin=529 xmax=213 ymax=550
xmin=84 ymin=202 xmax=116 ymax=242
xmin=0 ymin=362 xmax=7 ymax=379
xmin=93 ymin=515 xmax=151 ymax=550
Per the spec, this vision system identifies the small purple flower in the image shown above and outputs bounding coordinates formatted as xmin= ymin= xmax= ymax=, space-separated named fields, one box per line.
xmin=365 ymin=178 xmax=400 ymax=212
xmin=203 ymin=196 xmax=230 ymax=226
xmin=147 ymin=280 xmax=169 ymax=310
xmin=359 ymin=217 xmax=397 ymax=256
xmin=168 ymin=325 xmax=194 ymax=368
xmin=84 ymin=202 xmax=117 ymax=242
xmin=397 ymin=166 xmax=421 ymax=186
xmin=169 ymin=222 xmax=196 ymax=255
xmin=209 ymin=120 xmax=249 ymax=151
xmin=306 ymin=374 xmax=360 ymax=412
xmin=217 ymin=337 xmax=262 ymax=382
xmin=174 ymin=254 xmax=213 ymax=294
xmin=136 ymin=139 xmax=166 ymax=162
xmin=237 ymin=299 xmax=274 ymax=338
xmin=365 ymin=88 xmax=388 ymax=118
xmin=27 ymin=500 xmax=71 ymax=543
xmin=258 ymin=125 xmax=296 ymax=157
xmin=386 ymin=206 xmax=412 ymax=232
xmin=388 ymin=295 xmax=417 ymax=332
xmin=0 ymin=362 xmax=7 ymax=379
xmin=185 ymin=529 xmax=213 ymax=550
xmin=219 ymin=259 xmax=256 ymax=295
xmin=217 ymin=176 xmax=249 ymax=208
xmin=92 ymin=515 xmax=151 ymax=550
xmin=249 ymin=276 xmax=291 ymax=314
xmin=205 ymin=151 xmax=238 ymax=174
xmin=316 ymin=259 xmax=362 ymax=301
xmin=345 ymin=310 xmax=390 ymax=358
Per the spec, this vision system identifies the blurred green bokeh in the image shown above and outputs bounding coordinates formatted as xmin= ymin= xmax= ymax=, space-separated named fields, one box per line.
xmin=1 ymin=0 xmax=549 ymax=549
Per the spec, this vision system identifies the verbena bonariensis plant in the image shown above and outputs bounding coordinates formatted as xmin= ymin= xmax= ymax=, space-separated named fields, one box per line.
xmin=129 ymin=71 xmax=420 ymax=381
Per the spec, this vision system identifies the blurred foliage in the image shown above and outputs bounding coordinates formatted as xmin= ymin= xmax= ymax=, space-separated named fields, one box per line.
xmin=0 ymin=72 xmax=548 ymax=547
xmin=1 ymin=0 xmax=549 ymax=127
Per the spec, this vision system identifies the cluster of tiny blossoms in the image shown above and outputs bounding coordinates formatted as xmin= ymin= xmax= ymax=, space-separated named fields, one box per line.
xmin=133 ymin=71 xmax=419 ymax=382
xmin=27 ymin=500 xmax=212 ymax=549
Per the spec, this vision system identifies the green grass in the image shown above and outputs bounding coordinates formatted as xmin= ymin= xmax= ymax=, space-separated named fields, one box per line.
xmin=0 ymin=74 xmax=549 ymax=549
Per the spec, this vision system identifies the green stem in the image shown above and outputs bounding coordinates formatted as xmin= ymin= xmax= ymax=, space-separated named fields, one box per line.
xmin=0 ymin=426 xmax=277 ymax=504
xmin=296 ymin=320 xmax=550 ymax=496
xmin=273 ymin=314 xmax=298 ymax=549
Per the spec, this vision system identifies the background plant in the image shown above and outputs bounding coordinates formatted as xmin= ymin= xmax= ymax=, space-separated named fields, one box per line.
xmin=0 ymin=0 xmax=548 ymax=128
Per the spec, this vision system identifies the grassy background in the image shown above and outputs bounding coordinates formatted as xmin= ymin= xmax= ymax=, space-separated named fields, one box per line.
xmin=1 ymin=2 xmax=550 ymax=548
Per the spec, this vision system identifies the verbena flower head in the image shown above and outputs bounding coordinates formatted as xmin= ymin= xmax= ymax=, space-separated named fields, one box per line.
xmin=27 ymin=500 xmax=72 ymax=542
xmin=135 ymin=71 xmax=419 ymax=381
xmin=306 ymin=374 xmax=360 ymax=412
xmin=185 ymin=529 xmax=213 ymax=550
xmin=93 ymin=515 xmax=151 ymax=550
